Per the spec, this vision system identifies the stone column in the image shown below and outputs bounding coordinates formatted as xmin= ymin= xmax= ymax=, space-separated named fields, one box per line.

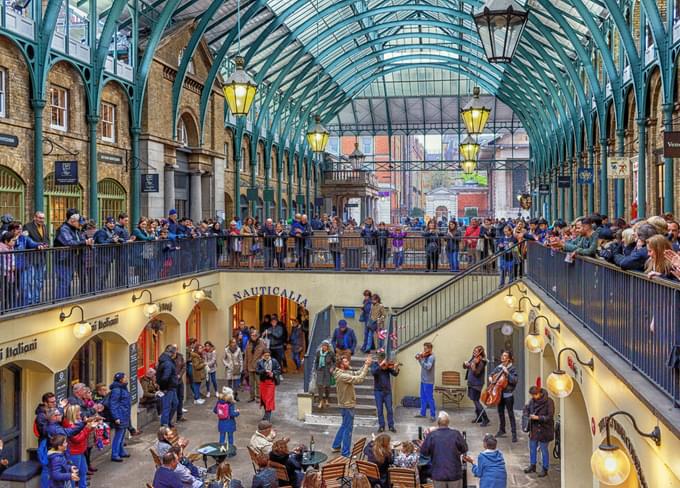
xmin=164 ymin=165 xmax=176 ymax=213
xmin=190 ymin=171 xmax=203 ymax=223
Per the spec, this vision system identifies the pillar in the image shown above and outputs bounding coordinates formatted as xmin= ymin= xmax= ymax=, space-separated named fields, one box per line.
xmin=662 ymin=103 xmax=675 ymax=213
xmin=587 ymin=146 xmax=595 ymax=214
xmin=32 ymin=99 xmax=46 ymax=212
xmin=576 ymin=155 xmax=583 ymax=218
xmin=599 ymin=137 xmax=608 ymax=216
xmin=637 ymin=118 xmax=647 ymax=218
xmin=164 ymin=165 xmax=175 ymax=213
xmin=130 ymin=127 xmax=141 ymax=225
xmin=615 ymin=129 xmax=625 ymax=218
xmin=568 ymin=159 xmax=575 ymax=223
xmin=190 ymin=171 xmax=203 ymax=223
xmin=87 ymin=114 xmax=99 ymax=221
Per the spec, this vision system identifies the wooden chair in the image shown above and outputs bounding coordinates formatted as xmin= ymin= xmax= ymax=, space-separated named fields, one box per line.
xmin=388 ymin=467 xmax=418 ymax=488
xmin=350 ymin=437 xmax=367 ymax=461
xmin=327 ymin=455 xmax=350 ymax=465
xmin=146 ymin=484 xmax=154 ymax=488
xmin=434 ymin=371 xmax=466 ymax=409
xmin=420 ymin=483 xmax=433 ymax=488
xmin=355 ymin=459 xmax=381 ymax=484
xmin=247 ymin=446 xmax=260 ymax=472
xmin=149 ymin=448 xmax=161 ymax=468
xmin=268 ymin=460 xmax=291 ymax=486
xmin=321 ymin=460 xmax=351 ymax=488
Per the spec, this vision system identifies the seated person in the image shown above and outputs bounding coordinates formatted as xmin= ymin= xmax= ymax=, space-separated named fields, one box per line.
xmin=140 ymin=368 xmax=162 ymax=414
xmin=393 ymin=441 xmax=419 ymax=484
xmin=153 ymin=452 xmax=183 ymax=488
xmin=252 ymin=453 xmax=278 ymax=488
xmin=363 ymin=433 xmax=392 ymax=488
xmin=249 ymin=420 xmax=276 ymax=456
xmin=169 ymin=445 xmax=203 ymax=488
xmin=155 ymin=426 xmax=175 ymax=456
xmin=268 ymin=438 xmax=303 ymax=488
xmin=155 ymin=427 xmax=202 ymax=479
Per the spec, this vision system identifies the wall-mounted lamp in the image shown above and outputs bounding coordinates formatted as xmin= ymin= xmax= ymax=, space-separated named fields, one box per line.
xmin=546 ymin=347 xmax=594 ymax=398
xmin=132 ymin=289 xmax=159 ymax=318
xmin=503 ymin=283 xmax=527 ymax=309
xmin=591 ymin=411 xmax=661 ymax=484
xmin=525 ymin=315 xmax=561 ymax=353
xmin=59 ymin=305 xmax=92 ymax=340
xmin=511 ymin=296 xmax=540 ymax=325
xmin=182 ymin=278 xmax=206 ymax=303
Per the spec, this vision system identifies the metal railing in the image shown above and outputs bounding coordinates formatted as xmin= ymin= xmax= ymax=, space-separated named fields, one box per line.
xmin=322 ymin=169 xmax=379 ymax=187
xmin=218 ymin=234 xmax=502 ymax=273
xmin=0 ymin=237 xmax=218 ymax=315
xmin=525 ymin=243 xmax=680 ymax=407
xmin=303 ymin=305 xmax=332 ymax=393
xmin=386 ymin=243 xmax=521 ymax=355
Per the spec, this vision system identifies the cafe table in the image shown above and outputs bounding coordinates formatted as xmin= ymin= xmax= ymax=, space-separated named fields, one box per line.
xmin=196 ymin=442 xmax=237 ymax=473
xmin=301 ymin=451 xmax=328 ymax=470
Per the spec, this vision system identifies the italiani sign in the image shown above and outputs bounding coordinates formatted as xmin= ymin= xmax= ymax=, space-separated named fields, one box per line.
xmin=663 ymin=131 xmax=680 ymax=157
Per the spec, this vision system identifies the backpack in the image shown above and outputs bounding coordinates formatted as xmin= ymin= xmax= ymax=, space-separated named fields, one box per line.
xmin=216 ymin=402 xmax=230 ymax=420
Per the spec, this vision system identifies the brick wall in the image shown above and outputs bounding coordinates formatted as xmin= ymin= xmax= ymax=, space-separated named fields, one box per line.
xmin=457 ymin=191 xmax=489 ymax=217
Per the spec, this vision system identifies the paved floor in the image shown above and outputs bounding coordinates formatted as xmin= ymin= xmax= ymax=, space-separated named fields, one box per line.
xmin=91 ymin=372 xmax=560 ymax=487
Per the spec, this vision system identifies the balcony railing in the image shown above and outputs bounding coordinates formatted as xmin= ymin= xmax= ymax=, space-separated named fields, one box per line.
xmin=526 ymin=243 xmax=680 ymax=407
xmin=322 ymin=169 xmax=378 ymax=187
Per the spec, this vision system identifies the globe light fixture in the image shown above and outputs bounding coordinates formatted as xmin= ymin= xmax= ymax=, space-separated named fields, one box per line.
xmin=193 ymin=290 xmax=206 ymax=303
xmin=546 ymin=347 xmax=594 ymax=398
xmin=461 ymin=160 xmax=477 ymax=175
xmin=524 ymin=331 xmax=545 ymax=354
xmin=511 ymin=296 xmax=539 ymax=325
xmin=473 ymin=0 xmax=529 ymax=64
xmin=511 ymin=310 xmax=526 ymax=325
xmin=222 ymin=56 xmax=257 ymax=117
xmin=306 ymin=115 xmax=329 ymax=153
xmin=348 ymin=142 xmax=365 ymax=169
xmin=60 ymin=305 xmax=92 ymax=340
xmin=503 ymin=283 xmax=527 ymax=309
xmin=459 ymin=135 xmax=480 ymax=162
xmin=132 ymin=289 xmax=159 ymax=318
xmin=591 ymin=411 xmax=661 ymax=485
xmin=183 ymin=278 xmax=206 ymax=303
xmin=460 ymin=87 xmax=491 ymax=135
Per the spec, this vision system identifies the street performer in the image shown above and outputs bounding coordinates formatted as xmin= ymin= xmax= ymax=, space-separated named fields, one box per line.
xmin=414 ymin=342 xmax=436 ymax=421
xmin=488 ymin=350 xmax=518 ymax=442
xmin=370 ymin=351 xmax=400 ymax=433
xmin=463 ymin=345 xmax=489 ymax=426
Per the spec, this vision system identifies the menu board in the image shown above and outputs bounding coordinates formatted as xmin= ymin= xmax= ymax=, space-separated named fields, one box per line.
xmin=54 ymin=369 xmax=69 ymax=403
xmin=129 ymin=344 xmax=138 ymax=404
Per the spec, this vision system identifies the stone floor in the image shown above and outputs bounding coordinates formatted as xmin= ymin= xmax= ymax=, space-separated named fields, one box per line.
xmin=92 ymin=372 xmax=560 ymax=488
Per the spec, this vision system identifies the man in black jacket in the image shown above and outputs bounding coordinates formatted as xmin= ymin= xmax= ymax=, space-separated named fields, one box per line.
xmin=268 ymin=317 xmax=287 ymax=373
xmin=523 ymin=386 xmax=555 ymax=477
xmin=22 ymin=211 xmax=49 ymax=305
xmin=420 ymin=411 xmax=468 ymax=488
xmin=156 ymin=345 xmax=179 ymax=427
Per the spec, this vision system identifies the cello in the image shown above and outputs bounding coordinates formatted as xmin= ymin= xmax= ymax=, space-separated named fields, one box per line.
xmin=480 ymin=367 xmax=508 ymax=407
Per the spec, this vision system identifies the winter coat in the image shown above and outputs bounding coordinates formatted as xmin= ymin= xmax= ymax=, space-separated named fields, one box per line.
xmin=190 ymin=351 xmax=207 ymax=383
xmin=47 ymin=450 xmax=73 ymax=488
xmin=93 ymin=226 xmax=117 ymax=244
xmin=45 ymin=420 xmax=84 ymax=440
xmin=464 ymin=358 xmax=487 ymax=391
xmin=213 ymin=400 xmax=239 ymax=434
xmin=256 ymin=358 xmax=282 ymax=382
xmin=156 ymin=352 xmax=179 ymax=391
xmin=463 ymin=225 xmax=481 ymax=249
xmin=314 ymin=349 xmax=336 ymax=387
xmin=269 ymin=324 xmax=286 ymax=350
xmin=471 ymin=449 xmax=507 ymax=488
xmin=289 ymin=325 xmax=305 ymax=353
xmin=203 ymin=349 xmax=217 ymax=374
xmin=445 ymin=229 xmax=461 ymax=253
xmin=152 ymin=466 xmax=183 ymax=488
xmin=331 ymin=327 xmax=357 ymax=353
xmin=369 ymin=303 xmax=385 ymax=328
xmin=333 ymin=364 xmax=369 ymax=408
xmin=614 ymin=245 xmax=648 ymax=271
xmin=246 ymin=339 xmax=266 ymax=373
xmin=527 ymin=389 xmax=555 ymax=442
xmin=361 ymin=225 xmax=377 ymax=245
xmin=269 ymin=451 xmax=303 ymax=488
xmin=61 ymin=420 xmax=90 ymax=455
xmin=140 ymin=376 xmax=160 ymax=406
xmin=420 ymin=427 xmax=468 ymax=482
xmin=423 ymin=230 xmax=441 ymax=255
xmin=223 ymin=346 xmax=243 ymax=380
xmin=109 ymin=381 xmax=131 ymax=428
xmin=251 ymin=467 xmax=279 ymax=488
xmin=113 ymin=223 xmax=130 ymax=241
xmin=390 ymin=231 xmax=407 ymax=249
xmin=24 ymin=221 xmax=49 ymax=246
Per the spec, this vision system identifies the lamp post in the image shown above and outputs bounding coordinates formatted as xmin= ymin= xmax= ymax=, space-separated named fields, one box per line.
xmin=511 ymin=296 xmax=540 ymax=326
xmin=59 ymin=305 xmax=92 ymax=340
xmin=460 ymin=87 xmax=491 ymax=135
xmin=591 ymin=411 xmax=661 ymax=485
xmin=524 ymin=315 xmax=561 ymax=353
xmin=222 ymin=56 xmax=257 ymax=117
xmin=473 ymin=0 xmax=529 ymax=64
xmin=306 ymin=115 xmax=330 ymax=153
xmin=546 ymin=347 xmax=594 ymax=398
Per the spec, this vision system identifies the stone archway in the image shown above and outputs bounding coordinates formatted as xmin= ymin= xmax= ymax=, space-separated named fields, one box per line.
xmin=562 ymin=380 xmax=592 ymax=487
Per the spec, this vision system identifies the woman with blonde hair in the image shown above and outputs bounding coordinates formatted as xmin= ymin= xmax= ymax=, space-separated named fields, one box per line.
xmin=363 ymin=433 xmax=392 ymax=488
xmin=301 ymin=469 xmax=324 ymax=488
xmin=645 ymin=234 xmax=675 ymax=280
xmin=61 ymin=405 xmax=91 ymax=488
xmin=394 ymin=441 xmax=420 ymax=484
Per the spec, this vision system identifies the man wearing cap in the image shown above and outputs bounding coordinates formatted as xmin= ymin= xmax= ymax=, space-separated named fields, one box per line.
xmin=331 ymin=320 xmax=357 ymax=359
xmin=109 ymin=372 xmax=132 ymax=462
xmin=167 ymin=209 xmax=179 ymax=237
xmin=332 ymin=355 xmax=372 ymax=457
xmin=371 ymin=351 xmax=399 ymax=433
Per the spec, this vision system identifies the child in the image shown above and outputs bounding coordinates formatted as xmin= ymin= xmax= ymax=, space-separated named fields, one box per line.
xmin=464 ymin=434 xmax=507 ymax=488
xmin=213 ymin=387 xmax=239 ymax=446
xmin=47 ymin=435 xmax=80 ymax=488
xmin=393 ymin=441 xmax=420 ymax=484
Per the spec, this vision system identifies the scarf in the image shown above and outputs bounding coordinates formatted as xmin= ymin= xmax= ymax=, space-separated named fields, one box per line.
xmin=318 ymin=350 xmax=328 ymax=368
xmin=263 ymin=358 xmax=273 ymax=372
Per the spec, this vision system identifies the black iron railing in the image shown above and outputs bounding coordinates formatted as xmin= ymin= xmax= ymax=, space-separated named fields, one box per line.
xmin=525 ymin=243 xmax=680 ymax=407
xmin=303 ymin=305 xmax=332 ymax=393
xmin=0 ymin=237 xmax=218 ymax=315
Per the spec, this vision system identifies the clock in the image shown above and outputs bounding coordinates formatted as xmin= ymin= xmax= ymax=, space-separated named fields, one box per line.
xmin=501 ymin=323 xmax=514 ymax=336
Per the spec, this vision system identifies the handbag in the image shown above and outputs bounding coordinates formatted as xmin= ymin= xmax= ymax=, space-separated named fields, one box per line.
xmin=475 ymin=237 xmax=484 ymax=252
xmin=521 ymin=403 xmax=532 ymax=433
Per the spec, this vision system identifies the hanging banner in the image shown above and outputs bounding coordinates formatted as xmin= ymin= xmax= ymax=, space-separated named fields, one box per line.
xmin=538 ymin=184 xmax=550 ymax=195
xmin=663 ymin=131 xmax=680 ymax=157
xmin=55 ymin=160 xmax=78 ymax=185
xmin=607 ymin=157 xmax=630 ymax=178
xmin=141 ymin=173 xmax=159 ymax=192
xmin=557 ymin=176 xmax=571 ymax=188
xmin=577 ymin=167 xmax=594 ymax=185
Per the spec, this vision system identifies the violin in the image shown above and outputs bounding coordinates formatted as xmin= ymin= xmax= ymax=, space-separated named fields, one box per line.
xmin=380 ymin=360 xmax=403 ymax=370
xmin=480 ymin=365 xmax=509 ymax=407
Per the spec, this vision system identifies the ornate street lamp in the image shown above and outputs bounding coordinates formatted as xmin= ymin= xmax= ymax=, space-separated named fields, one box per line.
xmin=59 ymin=305 xmax=92 ymax=340
xmin=503 ymin=283 xmax=527 ymax=308
xmin=460 ymin=87 xmax=491 ymax=135
xmin=459 ymin=135 xmax=480 ymax=162
xmin=222 ymin=0 xmax=257 ymax=117
xmin=348 ymin=142 xmax=365 ymax=169
xmin=524 ymin=315 xmax=561 ymax=354
xmin=511 ymin=296 xmax=540 ymax=326
xmin=461 ymin=160 xmax=477 ymax=175
xmin=546 ymin=347 xmax=594 ymax=398
xmin=474 ymin=0 xmax=529 ymax=64
xmin=306 ymin=115 xmax=330 ymax=153
xmin=591 ymin=411 xmax=661 ymax=485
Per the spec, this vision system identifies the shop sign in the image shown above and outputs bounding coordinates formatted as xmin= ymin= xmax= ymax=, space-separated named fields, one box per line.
xmin=0 ymin=338 xmax=38 ymax=363
xmin=538 ymin=184 xmax=550 ymax=195
xmin=557 ymin=176 xmax=571 ymax=188
xmin=315 ymin=197 xmax=324 ymax=207
xmin=91 ymin=315 xmax=119 ymax=332
xmin=345 ymin=203 xmax=359 ymax=208
xmin=663 ymin=131 xmax=680 ymax=157
xmin=54 ymin=369 xmax=69 ymax=403
xmin=98 ymin=153 xmax=123 ymax=164
xmin=158 ymin=302 xmax=173 ymax=312
xmin=141 ymin=173 xmax=159 ymax=192
xmin=577 ymin=167 xmax=594 ymax=185
xmin=0 ymin=133 xmax=19 ymax=147
xmin=55 ymin=160 xmax=78 ymax=185
xmin=598 ymin=417 xmax=647 ymax=487
xmin=232 ymin=286 xmax=308 ymax=307
xmin=607 ymin=157 xmax=630 ymax=178
xmin=129 ymin=344 xmax=138 ymax=403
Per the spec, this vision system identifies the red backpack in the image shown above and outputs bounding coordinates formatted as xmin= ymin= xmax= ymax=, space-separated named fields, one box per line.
xmin=216 ymin=402 xmax=230 ymax=420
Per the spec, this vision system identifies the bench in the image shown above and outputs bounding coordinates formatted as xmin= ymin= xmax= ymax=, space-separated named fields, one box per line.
xmin=0 ymin=460 xmax=41 ymax=488
xmin=434 ymin=371 xmax=466 ymax=409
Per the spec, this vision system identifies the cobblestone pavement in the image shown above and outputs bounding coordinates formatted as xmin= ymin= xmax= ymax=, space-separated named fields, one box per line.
xmin=91 ymin=373 xmax=560 ymax=488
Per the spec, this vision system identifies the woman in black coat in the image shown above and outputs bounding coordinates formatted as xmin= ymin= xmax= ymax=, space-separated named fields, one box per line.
xmin=462 ymin=345 xmax=489 ymax=426
xmin=524 ymin=386 xmax=555 ymax=477
xmin=423 ymin=220 xmax=441 ymax=272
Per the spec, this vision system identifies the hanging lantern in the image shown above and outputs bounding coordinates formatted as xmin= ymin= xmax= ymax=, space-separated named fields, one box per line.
xmin=460 ymin=87 xmax=492 ymax=135
xmin=306 ymin=115 xmax=329 ymax=153
xmin=461 ymin=160 xmax=477 ymax=174
xmin=524 ymin=331 xmax=545 ymax=354
xmin=222 ymin=56 xmax=258 ymax=117
xmin=459 ymin=135 xmax=480 ymax=161
xmin=348 ymin=142 xmax=365 ymax=169
xmin=73 ymin=321 xmax=92 ymax=340
xmin=474 ymin=0 xmax=529 ymax=64
xmin=546 ymin=369 xmax=574 ymax=398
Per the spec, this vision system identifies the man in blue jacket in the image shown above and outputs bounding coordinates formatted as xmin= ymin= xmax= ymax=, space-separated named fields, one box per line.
xmin=614 ymin=223 xmax=657 ymax=271
xmin=331 ymin=320 xmax=357 ymax=358
xmin=420 ymin=411 xmax=468 ymax=488
xmin=109 ymin=372 xmax=131 ymax=462
xmin=156 ymin=345 xmax=179 ymax=427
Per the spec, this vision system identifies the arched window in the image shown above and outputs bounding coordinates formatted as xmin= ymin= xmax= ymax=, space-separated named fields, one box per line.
xmin=44 ymin=173 xmax=82 ymax=236
xmin=0 ymin=166 xmax=25 ymax=222
xmin=97 ymin=178 xmax=127 ymax=225
xmin=177 ymin=118 xmax=188 ymax=147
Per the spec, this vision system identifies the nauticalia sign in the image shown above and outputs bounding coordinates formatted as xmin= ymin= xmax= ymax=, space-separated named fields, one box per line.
xmin=663 ymin=131 xmax=680 ymax=158
xmin=232 ymin=286 xmax=308 ymax=307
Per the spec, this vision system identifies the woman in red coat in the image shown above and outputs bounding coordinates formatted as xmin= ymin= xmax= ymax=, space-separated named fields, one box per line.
xmin=62 ymin=405 xmax=92 ymax=488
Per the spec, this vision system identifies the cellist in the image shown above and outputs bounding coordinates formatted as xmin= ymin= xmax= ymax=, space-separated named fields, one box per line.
xmin=488 ymin=350 xmax=519 ymax=442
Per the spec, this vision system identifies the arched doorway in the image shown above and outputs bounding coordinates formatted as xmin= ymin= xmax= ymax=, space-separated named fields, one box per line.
xmin=224 ymin=192 xmax=234 ymax=220
xmin=562 ymin=381 xmax=591 ymax=487
xmin=487 ymin=321 xmax=525 ymax=406
xmin=281 ymin=198 xmax=288 ymax=221
xmin=135 ymin=312 xmax=181 ymax=379
xmin=44 ymin=172 xmax=83 ymax=237
xmin=175 ymin=113 xmax=199 ymax=219
xmin=0 ymin=165 xmax=25 ymax=222
xmin=97 ymin=178 xmax=127 ymax=226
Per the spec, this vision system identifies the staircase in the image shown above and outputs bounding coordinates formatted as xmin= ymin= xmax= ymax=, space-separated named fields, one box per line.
xmin=311 ymin=353 xmax=377 ymax=417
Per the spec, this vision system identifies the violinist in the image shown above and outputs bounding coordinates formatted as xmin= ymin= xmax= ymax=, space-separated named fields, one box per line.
xmin=414 ymin=342 xmax=436 ymax=421
xmin=370 ymin=352 xmax=400 ymax=433
xmin=463 ymin=345 xmax=489 ymax=426
xmin=488 ymin=351 xmax=519 ymax=442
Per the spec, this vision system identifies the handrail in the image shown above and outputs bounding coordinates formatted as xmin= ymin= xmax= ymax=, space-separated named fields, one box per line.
xmin=303 ymin=305 xmax=332 ymax=393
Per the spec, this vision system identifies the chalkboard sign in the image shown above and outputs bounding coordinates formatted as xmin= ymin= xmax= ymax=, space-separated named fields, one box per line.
xmin=54 ymin=369 xmax=69 ymax=403
xmin=129 ymin=343 xmax=138 ymax=403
